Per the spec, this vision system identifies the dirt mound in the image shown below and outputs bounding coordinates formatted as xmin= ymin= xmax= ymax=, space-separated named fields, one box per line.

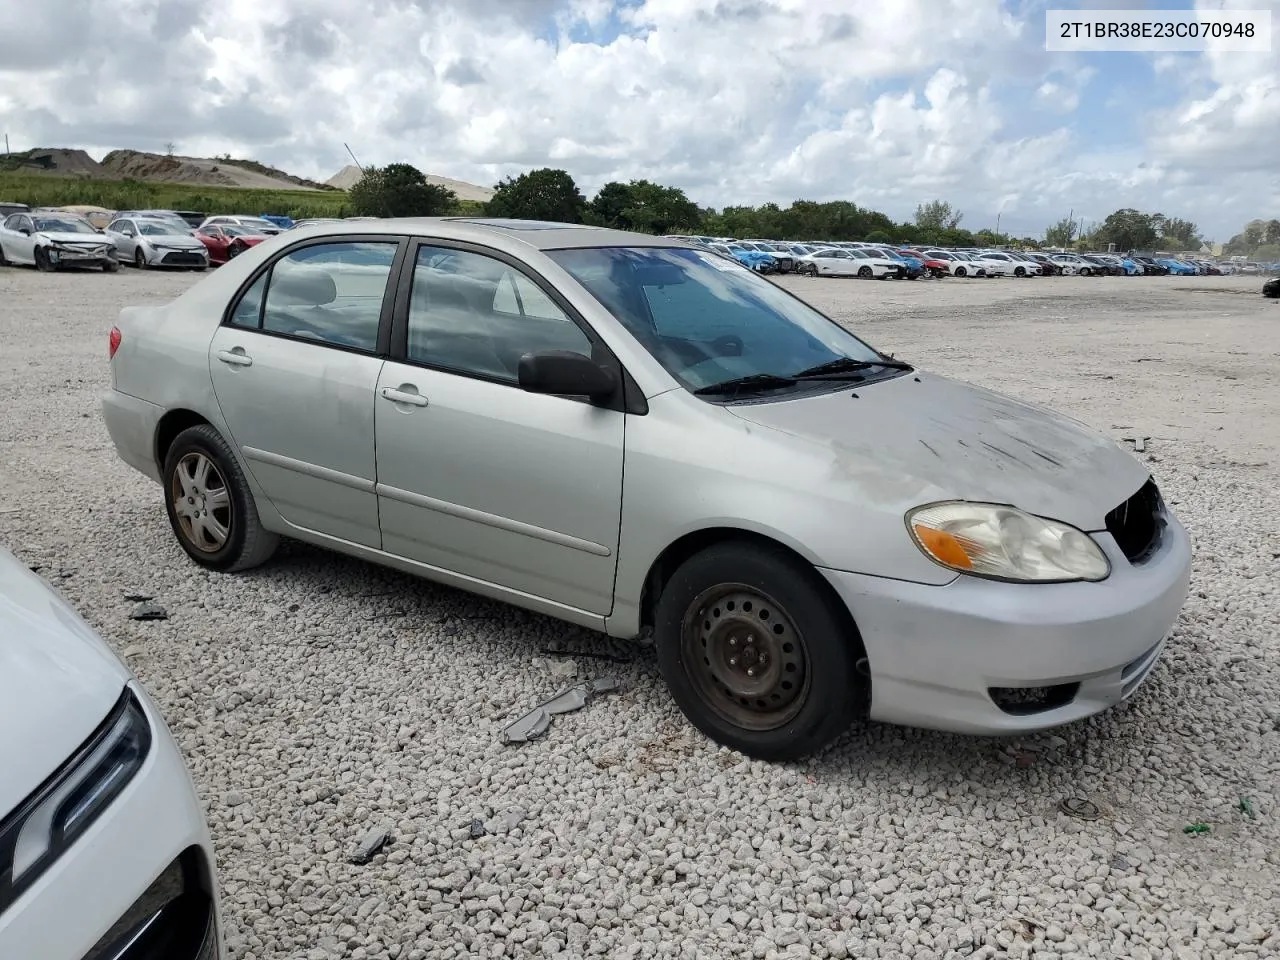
xmin=0 ymin=148 xmax=107 ymax=176
xmin=325 ymin=164 xmax=495 ymax=202
xmin=100 ymin=150 xmax=323 ymax=191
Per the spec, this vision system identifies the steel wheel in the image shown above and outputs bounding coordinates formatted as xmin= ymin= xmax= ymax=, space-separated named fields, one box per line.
xmin=169 ymin=452 xmax=232 ymax=553
xmin=680 ymin=584 xmax=810 ymax=732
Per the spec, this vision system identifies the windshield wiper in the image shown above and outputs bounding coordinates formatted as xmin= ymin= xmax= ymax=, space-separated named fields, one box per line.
xmin=692 ymin=373 xmax=798 ymax=396
xmin=790 ymin=356 xmax=914 ymax=379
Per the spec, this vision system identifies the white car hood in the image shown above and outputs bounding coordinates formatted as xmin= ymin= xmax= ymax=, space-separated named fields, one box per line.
xmin=0 ymin=546 xmax=130 ymax=818
xmin=144 ymin=236 xmax=204 ymax=248
xmin=727 ymin=371 xmax=1150 ymax=532
xmin=37 ymin=232 xmax=110 ymax=245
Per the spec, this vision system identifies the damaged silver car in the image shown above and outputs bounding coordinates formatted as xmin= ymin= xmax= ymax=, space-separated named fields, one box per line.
xmin=102 ymin=218 xmax=1191 ymax=760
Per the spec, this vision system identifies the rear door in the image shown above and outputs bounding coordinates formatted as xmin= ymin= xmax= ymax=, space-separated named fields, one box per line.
xmin=373 ymin=241 xmax=625 ymax=615
xmin=207 ymin=236 xmax=405 ymax=548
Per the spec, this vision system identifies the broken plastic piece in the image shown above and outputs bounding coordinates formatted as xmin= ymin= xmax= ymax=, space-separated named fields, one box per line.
xmin=501 ymin=676 xmax=620 ymax=744
xmin=349 ymin=824 xmax=393 ymax=864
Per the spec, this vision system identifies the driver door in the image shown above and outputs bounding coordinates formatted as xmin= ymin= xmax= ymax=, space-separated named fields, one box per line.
xmin=106 ymin=219 xmax=137 ymax=261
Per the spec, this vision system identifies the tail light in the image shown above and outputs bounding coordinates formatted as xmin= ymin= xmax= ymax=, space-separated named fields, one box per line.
xmin=108 ymin=326 xmax=122 ymax=359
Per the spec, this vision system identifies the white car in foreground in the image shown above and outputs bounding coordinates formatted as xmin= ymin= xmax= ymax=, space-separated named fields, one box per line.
xmin=797 ymin=247 xmax=902 ymax=278
xmin=0 ymin=546 xmax=222 ymax=959
xmin=977 ymin=251 xmax=1039 ymax=277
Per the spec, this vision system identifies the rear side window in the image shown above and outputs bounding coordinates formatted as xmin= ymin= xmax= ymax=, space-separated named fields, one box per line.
xmin=259 ymin=242 xmax=396 ymax=351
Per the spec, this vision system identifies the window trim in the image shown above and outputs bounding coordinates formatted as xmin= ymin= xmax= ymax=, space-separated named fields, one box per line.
xmin=388 ymin=238 xmax=646 ymax=414
xmin=219 ymin=234 xmax=409 ymax=358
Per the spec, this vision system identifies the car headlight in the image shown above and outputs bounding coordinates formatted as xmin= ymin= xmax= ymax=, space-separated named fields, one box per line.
xmin=0 ymin=689 xmax=151 ymax=913
xmin=906 ymin=501 xmax=1110 ymax=583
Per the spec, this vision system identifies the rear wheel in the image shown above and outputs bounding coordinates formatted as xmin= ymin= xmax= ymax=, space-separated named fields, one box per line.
xmin=163 ymin=424 xmax=279 ymax=572
xmin=654 ymin=541 xmax=862 ymax=760
xmin=1079 ymin=267 xmax=1091 ymax=276
xmin=857 ymin=265 xmax=873 ymax=279
xmin=1014 ymin=266 xmax=1026 ymax=277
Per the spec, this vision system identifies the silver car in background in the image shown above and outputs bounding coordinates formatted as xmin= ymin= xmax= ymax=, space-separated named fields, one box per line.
xmin=105 ymin=216 xmax=210 ymax=271
xmin=101 ymin=218 xmax=1191 ymax=760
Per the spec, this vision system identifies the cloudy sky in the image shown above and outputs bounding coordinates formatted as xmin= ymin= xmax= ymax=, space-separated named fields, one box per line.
xmin=1 ymin=0 xmax=1276 ymax=240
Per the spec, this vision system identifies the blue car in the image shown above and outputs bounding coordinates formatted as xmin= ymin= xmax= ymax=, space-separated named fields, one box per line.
xmin=710 ymin=242 xmax=778 ymax=273
xmin=867 ymin=246 xmax=925 ymax=279
xmin=1119 ymin=257 xmax=1143 ymax=275
xmin=1158 ymin=258 xmax=1197 ymax=276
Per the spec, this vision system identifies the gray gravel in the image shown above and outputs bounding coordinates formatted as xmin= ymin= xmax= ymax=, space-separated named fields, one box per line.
xmin=2 ymin=265 xmax=1279 ymax=959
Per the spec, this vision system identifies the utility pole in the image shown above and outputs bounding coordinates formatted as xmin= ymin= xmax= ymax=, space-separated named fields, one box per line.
xmin=3 ymin=134 xmax=8 ymax=156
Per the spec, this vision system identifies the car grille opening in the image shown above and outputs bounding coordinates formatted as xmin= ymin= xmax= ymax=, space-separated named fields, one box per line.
xmin=1105 ymin=478 xmax=1165 ymax=564
xmin=989 ymin=683 xmax=1079 ymax=716
xmin=160 ymin=251 xmax=206 ymax=266
xmin=83 ymin=846 xmax=217 ymax=960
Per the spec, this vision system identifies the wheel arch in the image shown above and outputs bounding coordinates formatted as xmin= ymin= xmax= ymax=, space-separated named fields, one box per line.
xmin=154 ymin=408 xmax=213 ymax=473
xmin=637 ymin=526 xmax=868 ymax=669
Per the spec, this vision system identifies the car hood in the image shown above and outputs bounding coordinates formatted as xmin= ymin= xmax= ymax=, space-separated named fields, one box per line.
xmin=725 ymin=371 xmax=1149 ymax=532
xmin=144 ymin=236 xmax=205 ymax=248
xmin=38 ymin=232 xmax=111 ymax=245
xmin=0 ymin=546 xmax=131 ymax=818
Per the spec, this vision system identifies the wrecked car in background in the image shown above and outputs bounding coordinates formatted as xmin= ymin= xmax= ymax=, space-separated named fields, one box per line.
xmin=102 ymin=217 xmax=1192 ymax=760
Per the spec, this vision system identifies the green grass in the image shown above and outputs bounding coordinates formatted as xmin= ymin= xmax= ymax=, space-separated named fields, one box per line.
xmin=0 ymin=173 xmax=352 ymax=218
xmin=0 ymin=172 xmax=490 ymax=219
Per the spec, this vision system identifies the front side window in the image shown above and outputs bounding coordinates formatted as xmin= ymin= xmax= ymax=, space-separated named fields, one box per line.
xmin=406 ymin=245 xmax=592 ymax=381
xmin=232 ymin=241 xmax=397 ymax=350
xmin=547 ymin=246 xmax=884 ymax=393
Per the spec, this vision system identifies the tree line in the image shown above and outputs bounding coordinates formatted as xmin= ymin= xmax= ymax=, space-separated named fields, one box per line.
xmin=348 ymin=163 xmax=1214 ymax=253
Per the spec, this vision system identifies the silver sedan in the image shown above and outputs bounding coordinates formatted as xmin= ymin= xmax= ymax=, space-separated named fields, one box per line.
xmin=104 ymin=216 xmax=209 ymax=270
xmin=101 ymin=218 xmax=1191 ymax=759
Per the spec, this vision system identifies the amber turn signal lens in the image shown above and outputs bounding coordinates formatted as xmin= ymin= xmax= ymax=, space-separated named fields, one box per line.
xmin=912 ymin=523 xmax=974 ymax=569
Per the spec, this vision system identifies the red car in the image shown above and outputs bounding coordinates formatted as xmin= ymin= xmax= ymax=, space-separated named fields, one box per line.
xmin=195 ymin=224 xmax=268 ymax=265
xmin=898 ymin=249 xmax=949 ymax=278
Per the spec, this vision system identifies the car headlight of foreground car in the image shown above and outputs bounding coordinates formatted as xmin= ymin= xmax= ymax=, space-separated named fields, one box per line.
xmin=907 ymin=501 xmax=1111 ymax=583
xmin=0 ymin=689 xmax=151 ymax=913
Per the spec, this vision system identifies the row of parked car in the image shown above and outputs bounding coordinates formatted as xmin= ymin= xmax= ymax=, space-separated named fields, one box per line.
xmin=665 ymin=235 xmax=1262 ymax=280
xmin=0 ymin=203 xmax=365 ymax=274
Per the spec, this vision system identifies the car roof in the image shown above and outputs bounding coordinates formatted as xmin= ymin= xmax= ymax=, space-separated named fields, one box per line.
xmin=282 ymin=216 xmax=682 ymax=252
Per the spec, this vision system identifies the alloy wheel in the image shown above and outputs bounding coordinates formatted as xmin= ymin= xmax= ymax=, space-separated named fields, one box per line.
xmin=170 ymin=452 xmax=233 ymax=553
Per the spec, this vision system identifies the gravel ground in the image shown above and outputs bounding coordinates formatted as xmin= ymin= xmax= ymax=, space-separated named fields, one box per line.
xmin=2 ymin=266 xmax=1279 ymax=960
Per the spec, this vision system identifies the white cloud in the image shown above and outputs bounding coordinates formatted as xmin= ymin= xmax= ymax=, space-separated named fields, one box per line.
xmin=0 ymin=0 xmax=1274 ymax=239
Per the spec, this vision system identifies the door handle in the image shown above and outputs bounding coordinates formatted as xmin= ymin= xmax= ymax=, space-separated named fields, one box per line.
xmin=380 ymin=386 xmax=428 ymax=407
xmin=216 ymin=349 xmax=253 ymax=367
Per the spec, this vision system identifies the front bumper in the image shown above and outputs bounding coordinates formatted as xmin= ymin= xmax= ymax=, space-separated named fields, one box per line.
xmin=0 ymin=683 xmax=222 ymax=960
xmin=102 ymin=389 xmax=164 ymax=483
xmin=820 ymin=512 xmax=1192 ymax=735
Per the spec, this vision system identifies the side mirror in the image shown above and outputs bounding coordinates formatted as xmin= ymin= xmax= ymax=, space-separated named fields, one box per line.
xmin=18 ymin=228 xmax=30 ymax=236
xmin=517 ymin=350 xmax=616 ymax=401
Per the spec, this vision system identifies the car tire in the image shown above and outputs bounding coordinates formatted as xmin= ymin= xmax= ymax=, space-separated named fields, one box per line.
xmin=34 ymin=247 xmax=55 ymax=272
xmin=954 ymin=266 xmax=967 ymax=277
xmin=227 ymin=242 xmax=243 ymax=258
xmin=162 ymin=424 xmax=279 ymax=572
xmin=0 ymin=244 xmax=8 ymax=267
xmin=804 ymin=264 xmax=818 ymax=277
xmin=134 ymin=249 xmax=148 ymax=270
xmin=103 ymin=258 xmax=119 ymax=273
xmin=1079 ymin=267 xmax=1091 ymax=276
xmin=654 ymin=540 xmax=862 ymax=761
xmin=857 ymin=266 xmax=873 ymax=279
xmin=1014 ymin=266 xmax=1026 ymax=277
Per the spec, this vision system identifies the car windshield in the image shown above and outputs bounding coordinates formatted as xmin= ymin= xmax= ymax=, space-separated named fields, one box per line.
xmin=138 ymin=220 xmax=183 ymax=236
xmin=33 ymin=217 xmax=96 ymax=234
xmin=546 ymin=246 xmax=886 ymax=393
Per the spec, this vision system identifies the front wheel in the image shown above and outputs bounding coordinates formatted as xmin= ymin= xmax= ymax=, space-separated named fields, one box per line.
xmin=103 ymin=258 xmax=119 ymax=273
xmin=163 ymin=424 xmax=279 ymax=572
xmin=654 ymin=541 xmax=862 ymax=760
xmin=34 ymin=247 xmax=55 ymax=272
xmin=134 ymin=249 xmax=148 ymax=270
xmin=1014 ymin=266 xmax=1026 ymax=277
xmin=857 ymin=265 xmax=873 ymax=279
xmin=1079 ymin=267 xmax=1091 ymax=276
xmin=805 ymin=263 xmax=818 ymax=277
xmin=954 ymin=266 xmax=967 ymax=277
